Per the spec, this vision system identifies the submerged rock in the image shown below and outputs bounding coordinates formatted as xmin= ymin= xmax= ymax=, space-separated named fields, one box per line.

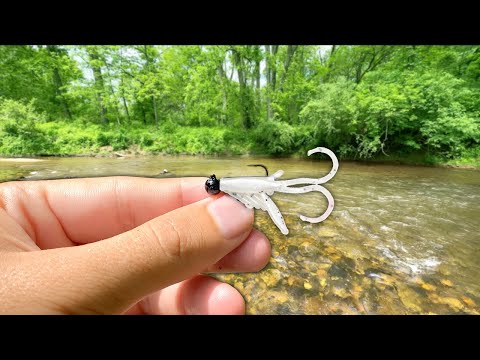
xmin=440 ymin=279 xmax=454 ymax=287
xmin=259 ymin=269 xmax=283 ymax=288
xmin=396 ymin=283 xmax=424 ymax=313
xmin=328 ymin=264 xmax=349 ymax=278
xmin=318 ymin=227 xmax=337 ymax=238
xmin=462 ymin=296 xmax=476 ymax=307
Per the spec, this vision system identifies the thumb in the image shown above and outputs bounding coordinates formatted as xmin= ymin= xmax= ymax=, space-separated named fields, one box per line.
xmin=8 ymin=194 xmax=253 ymax=314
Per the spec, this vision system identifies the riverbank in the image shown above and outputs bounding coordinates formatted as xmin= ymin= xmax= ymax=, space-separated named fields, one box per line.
xmin=364 ymin=153 xmax=480 ymax=170
xmin=1 ymin=121 xmax=479 ymax=169
xmin=2 ymin=146 xmax=479 ymax=170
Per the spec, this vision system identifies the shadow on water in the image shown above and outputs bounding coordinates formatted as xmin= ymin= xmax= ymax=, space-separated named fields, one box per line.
xmin=1 ymin=155 xmax=479 ymax=314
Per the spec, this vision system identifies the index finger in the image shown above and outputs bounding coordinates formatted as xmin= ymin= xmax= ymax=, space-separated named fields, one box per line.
xmin=0 ymin=176 xmax=209 ymax=246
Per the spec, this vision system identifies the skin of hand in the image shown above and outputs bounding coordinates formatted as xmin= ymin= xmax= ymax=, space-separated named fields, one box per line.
xmin=0 ymin=177 xmax=271 ymax=314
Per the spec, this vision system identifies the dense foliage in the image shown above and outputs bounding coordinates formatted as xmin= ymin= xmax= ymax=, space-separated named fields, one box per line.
xmin=1 ymin=45 xmax=479 ymax=165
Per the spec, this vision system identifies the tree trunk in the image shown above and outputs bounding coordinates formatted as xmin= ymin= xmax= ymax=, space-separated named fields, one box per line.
xmin=255 ymin=56 xmax=261 ymax=89
xmin=233 ymin=49 xmax=252 ymax=129
xmin=217 ymin=62 xmax=228 ymax=124
xmin=265 ymin=45 xmax=271 ymax=120
xmin=324 ymin=45 xmax=338 ymax=82
xmin=143 ymin=45 xmax=159 ymax=126
xmin=330 ymin=45 xmax=337 ymax=58
xmin=87 ymin=47 xmax=108 ymax=124
xmin=104 ymin=61 xmax=122 ymax=125
xmin=270 ymin=45 xmax=279 ymax=90
xmin=120 ymin=78 xmax=131 ymax=122
xmin=111 ymin=87 xmax=121 ymax=126
xmin=152 ymin=95 xmax=159 ymax=127
xmin=52 ymin=67 xmax=72 ymax=120
xmin=253 ymin=46 xmax=261 ymax=123
xmin=279 ymin=45 xmax=298 ymax=91
xmin=265 ymin=45 xmax=279 ymax=120
xmin=355 ymin=46 xmax=392 ymax=84
xmin=46 ymin=45 xmax=72 ymax=120
xmin=141 ymin=103 xmax=147 ymax=124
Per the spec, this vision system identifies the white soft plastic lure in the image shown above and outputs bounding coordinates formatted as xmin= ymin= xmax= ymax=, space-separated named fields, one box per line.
xmin=205 ymin=147 xmax=338 ymax=235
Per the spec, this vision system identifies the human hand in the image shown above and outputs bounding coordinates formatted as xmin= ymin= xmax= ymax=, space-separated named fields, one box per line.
xmin=0 ymin=177 xmax=271 ymax=314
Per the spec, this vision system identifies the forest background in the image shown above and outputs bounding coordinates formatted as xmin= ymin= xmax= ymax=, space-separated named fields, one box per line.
xmin=1 ymin=45 xmax=479 ymax=167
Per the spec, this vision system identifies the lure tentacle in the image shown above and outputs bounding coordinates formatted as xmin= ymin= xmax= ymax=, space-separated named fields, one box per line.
xmin=273 ymin=147 xmax=337 ymax=226
xmin=260 ymin=192 xmax=288 ymax=235
xmin=279 ymin=147 xmax=339 ymax=186
xmin=275 ymin=184 xmax=334 ymax=224
xmin=271 ymin=170 xmax=284 ymax=179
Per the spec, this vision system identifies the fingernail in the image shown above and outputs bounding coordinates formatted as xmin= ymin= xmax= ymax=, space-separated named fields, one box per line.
xmin=207 ymin=195 xmax=253 ymax=241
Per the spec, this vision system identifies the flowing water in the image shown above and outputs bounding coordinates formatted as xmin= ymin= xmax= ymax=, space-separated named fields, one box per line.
xmin=1 ymin=155 xmax=479 ymax=314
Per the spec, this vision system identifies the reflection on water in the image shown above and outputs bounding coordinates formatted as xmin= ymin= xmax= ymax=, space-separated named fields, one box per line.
xmin=1 ymin=155 xmax=479 ymax=314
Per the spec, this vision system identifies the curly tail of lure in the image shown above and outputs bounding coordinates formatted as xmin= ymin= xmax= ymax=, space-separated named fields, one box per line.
xmin=205 ymin=147 xmax=338 ymax=235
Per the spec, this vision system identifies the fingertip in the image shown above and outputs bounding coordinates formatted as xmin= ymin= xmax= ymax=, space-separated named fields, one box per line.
xmin=207 ymin=283 xmax=245 ymax=315
xmin=208 ymin=229 xmax=271 ymax=273
xmin=251 ymin=230 xmax=272 ymax=272
xmin=183 ymin=276 xmax=245 ymax=315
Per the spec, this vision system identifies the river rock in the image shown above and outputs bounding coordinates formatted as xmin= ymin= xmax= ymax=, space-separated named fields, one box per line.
xmin=440 ymin=279 xmax=454 ymax=287
xmin=328 ymin=264 xmax=349 ymax=278
xmin=304 ymin=282 xmax=313 ymax=290
xmin=304 ymin=296 xmax=325 ymax=315
xmin=396 ymin=283 xmax=424 ymax=313
xmin=462 ymin=296 xmax=476 ymax=307
xmin=287 ymin=245 xmax=298 ymax=255
xmin=318 ymin=227 xmax=337 ymax=237
xmin=299 ymin=241 xmax=319 ymax=257
xmin=260 ymin=269 xmax=283 ymax=288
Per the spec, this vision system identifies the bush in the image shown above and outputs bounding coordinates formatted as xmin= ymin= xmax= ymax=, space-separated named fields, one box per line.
xmin=0 ymin=98 xmax=45 ymax=124
xmin=97 ymin=133 xmax=114 ymax=147
xmin=139 ymin=134 xmax=154 ymax=147
xmin=422 ymin=106 xmax=479 ymax=158
xmin=0 ymin=98 xmax=54 ymax=155
xmin=355 ymin=70 xmax=480 ymax=158
xmin=111 ymin=130 xmax=132 ymax=151
xmin=253 ymin=120 xmax=296 ymax=155
xmin=300 ymin=81 xmax=357 ymax=152
xmin=299 ymin=69 xmax=480 ymax=160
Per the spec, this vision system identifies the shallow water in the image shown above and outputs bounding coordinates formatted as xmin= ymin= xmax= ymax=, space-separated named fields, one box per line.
xmin=1 ymin=155 xmax=479 ymax=314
